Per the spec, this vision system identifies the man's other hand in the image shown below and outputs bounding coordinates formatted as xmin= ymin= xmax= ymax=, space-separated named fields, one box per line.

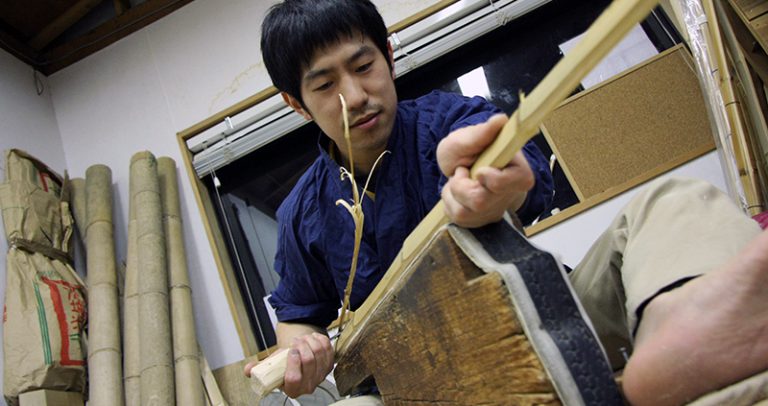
xmin=243 ymin=331 xmax=334 ymax=399
xmin=437 ymin=114 xmax=534 ymax=228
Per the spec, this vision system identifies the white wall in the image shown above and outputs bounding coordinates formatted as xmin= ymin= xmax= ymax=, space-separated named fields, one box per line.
xmin=0 ymin=47 xmax=68 ymax=406
xmin=46 ymin=0 xmax=442 ymax=370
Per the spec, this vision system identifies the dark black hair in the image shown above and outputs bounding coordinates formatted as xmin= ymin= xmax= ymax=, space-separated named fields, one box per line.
xmin=260 ymin=0 xmax=391 ymax=106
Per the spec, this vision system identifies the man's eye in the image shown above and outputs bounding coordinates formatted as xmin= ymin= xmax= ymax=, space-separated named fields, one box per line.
xmin=356 ymin=62 xmax=372 ymax=73
xmin=314 ymin=82 xmax=333 ymax=91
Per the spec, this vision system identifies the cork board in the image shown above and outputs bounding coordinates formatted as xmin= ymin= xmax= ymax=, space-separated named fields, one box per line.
xmin=541 ymin=45 xmax=715 ymax=201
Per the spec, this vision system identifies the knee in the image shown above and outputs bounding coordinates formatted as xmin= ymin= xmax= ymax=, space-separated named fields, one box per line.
xmin=636 ymin=177 xmax=723 ymax=206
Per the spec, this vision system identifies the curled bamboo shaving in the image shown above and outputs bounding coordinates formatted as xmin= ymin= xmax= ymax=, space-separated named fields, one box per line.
xmin=335 ymin=93 xmax=388 ymax=338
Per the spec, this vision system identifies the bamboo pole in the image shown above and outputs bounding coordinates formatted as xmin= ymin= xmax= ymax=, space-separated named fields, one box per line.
xmin=70 ymin=178 xmax=87 ymax=241
xmin=158 ymin=157 xmax=205 ymax=406
xmin=250 ymin=0 xmax=661 ymax=397
xmin=130 ymin=151 xmax=175 ymax=405
xmin=123 ymin=159 xmax=141 ymax=406
xmin=703 ymin=0 xmax=765 ymax=215
xmin=85 ymin=164 xmax=124 ymax=406
xmin=713 ymin=0 xmax=768 ymax=210
xmin=717 ymin=1 xmax=768 ymax=179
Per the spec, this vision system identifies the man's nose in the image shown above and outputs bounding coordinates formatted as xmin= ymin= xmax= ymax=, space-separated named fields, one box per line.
xmin=339 ymin=77 xmax=368 ymax=111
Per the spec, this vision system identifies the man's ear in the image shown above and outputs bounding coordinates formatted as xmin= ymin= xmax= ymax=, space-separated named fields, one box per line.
xmin=387 ymin=40 xmax=396 ymax=80
xmin=282 ymin=92 xmax=312 ymax=120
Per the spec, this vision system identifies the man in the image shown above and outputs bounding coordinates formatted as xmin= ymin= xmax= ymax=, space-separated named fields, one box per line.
xmin=250 ymin=0 xmax=553 ymax=398
xmin=247 ymin=1 xmax=768 ymax=405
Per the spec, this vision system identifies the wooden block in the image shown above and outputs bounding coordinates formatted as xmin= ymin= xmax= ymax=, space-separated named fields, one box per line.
xmin=541 ymin=45 xmax=714 ymax=201
xmin=335 ymin=229 xmax=556 ymax=404
xmin=334 ymin=224 xmax=621 ymax=405
xmin=19 ymin=390 xmax=83 ymax=406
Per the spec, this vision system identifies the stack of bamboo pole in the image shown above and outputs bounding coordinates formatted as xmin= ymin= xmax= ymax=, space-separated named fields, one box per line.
xmin=73 ymin=152 xmax=211 ymax=405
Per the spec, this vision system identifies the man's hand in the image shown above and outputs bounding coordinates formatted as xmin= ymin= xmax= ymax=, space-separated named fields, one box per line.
xmin=282 ymin=333 xmax=334 ymax=398
xmin=244 ymin=325 xmax=334 ymax=398
xmin=436 ymin=114 xmax=534 ymax=228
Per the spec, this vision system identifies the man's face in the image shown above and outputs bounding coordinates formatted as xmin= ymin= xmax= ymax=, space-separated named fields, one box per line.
xmin=284 ymin=34 xmax=398 ymax=166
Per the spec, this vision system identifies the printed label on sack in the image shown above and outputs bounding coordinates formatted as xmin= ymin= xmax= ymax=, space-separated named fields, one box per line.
xmin=38 ymin=275 xmax=86 ymax=366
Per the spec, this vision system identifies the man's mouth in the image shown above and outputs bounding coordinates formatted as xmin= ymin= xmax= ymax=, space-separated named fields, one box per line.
xmin=351 ymin=112 xmax=380 ymax=129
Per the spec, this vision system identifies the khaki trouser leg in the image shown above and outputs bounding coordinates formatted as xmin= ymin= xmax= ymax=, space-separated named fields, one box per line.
xmin=569 ymin=177 xmax=761 ymax=370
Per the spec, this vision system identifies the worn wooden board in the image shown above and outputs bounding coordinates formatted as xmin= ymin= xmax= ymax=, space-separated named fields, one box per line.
xmin=541 ymin=45 xmax=714 ymax=201
xmin=334 ymin=228 xmax=560 ymax=405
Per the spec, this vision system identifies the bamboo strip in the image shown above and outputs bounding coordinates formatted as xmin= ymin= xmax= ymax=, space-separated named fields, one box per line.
xmin=703 ymin=0 xmax=764 ymax=215
xmin=123 ymin=158 xmax=141 ymax=406
xmin=158 ymin=157 xmax=205 ymax=406
xmin=131 ymin=151 xmax=175 ymax=405
xmin=200 ymin=346 xmax=229 ymax=406
xmin=251 ymin=0 xmax=661 ymax=397
xmin=85 ymin=164 xmax=124 ymax=406
xmin=716 ymin=0 xmax=768 ymax=208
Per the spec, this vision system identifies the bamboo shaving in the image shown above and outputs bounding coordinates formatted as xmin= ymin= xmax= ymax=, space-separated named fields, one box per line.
xmin=335 ymin=93 xmax=388 ymax=339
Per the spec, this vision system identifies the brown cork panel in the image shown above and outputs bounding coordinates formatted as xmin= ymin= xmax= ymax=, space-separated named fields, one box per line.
xmin=541 ymin=46 xmax=714 ymax=201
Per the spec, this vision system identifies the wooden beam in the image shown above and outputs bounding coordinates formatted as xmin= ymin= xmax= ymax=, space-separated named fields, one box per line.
xmin=114 ymin=0 xmax=131 ymax=16
xmin=28 ymin=0 xmax=104 ymax=51
xmin=38 ymin=0 xmax=194 ymax=75
xmin=0 ymin=28 xmax=42 ymax=67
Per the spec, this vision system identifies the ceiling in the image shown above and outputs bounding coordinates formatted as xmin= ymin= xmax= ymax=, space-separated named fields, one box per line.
xmin=0 ymin=0 xmax=194 ymax=75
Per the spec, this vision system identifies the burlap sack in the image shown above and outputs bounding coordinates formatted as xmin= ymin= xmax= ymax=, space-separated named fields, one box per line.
xmin=1 ymin=149 xmax=87 ymax=405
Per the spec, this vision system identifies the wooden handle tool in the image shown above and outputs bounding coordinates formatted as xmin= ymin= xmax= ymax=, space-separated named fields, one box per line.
xmin=250 ymin=348 xmax=289 ymax=399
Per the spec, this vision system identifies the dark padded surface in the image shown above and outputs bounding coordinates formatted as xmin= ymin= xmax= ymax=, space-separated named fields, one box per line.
xmin=470 ymin=221 xmax=623 ymax=405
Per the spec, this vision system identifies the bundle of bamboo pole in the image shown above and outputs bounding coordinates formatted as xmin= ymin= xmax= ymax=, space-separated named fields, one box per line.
xmin=85 ymin=164 xmax=124 ymax=406
xmin=70 ymin=152 xmax=214 ymax=405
